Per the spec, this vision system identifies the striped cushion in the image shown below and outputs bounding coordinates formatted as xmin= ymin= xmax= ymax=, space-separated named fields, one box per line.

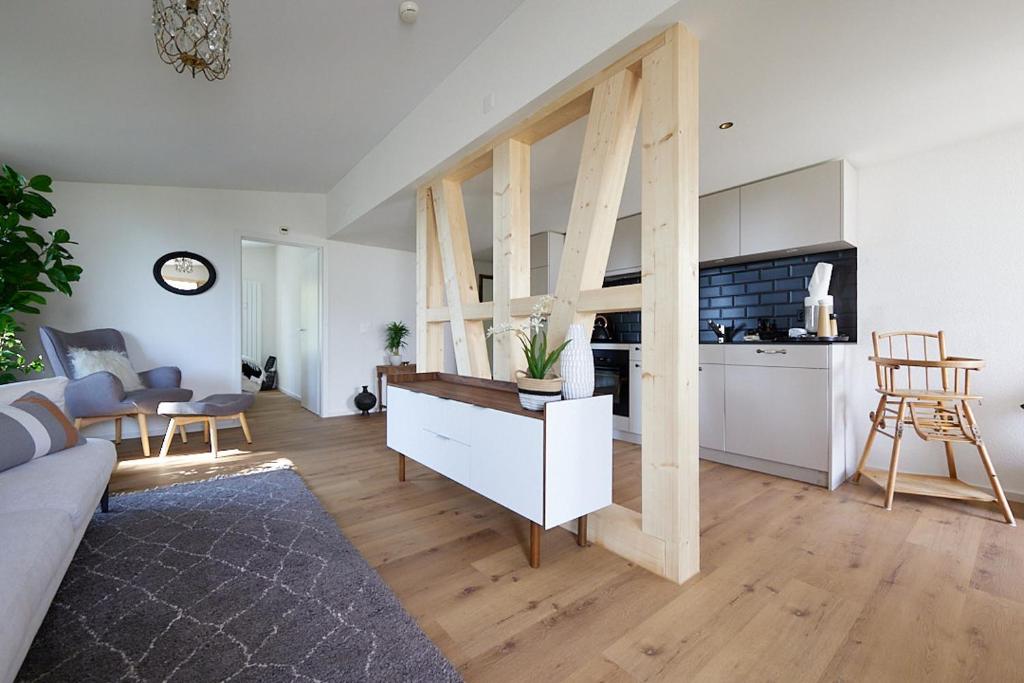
xmin=0 ymin=391 xmax=85 ymax=473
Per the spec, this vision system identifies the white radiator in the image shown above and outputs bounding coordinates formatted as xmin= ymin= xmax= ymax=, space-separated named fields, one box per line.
xmin=241 ymin=280 xmax=262 ymax=363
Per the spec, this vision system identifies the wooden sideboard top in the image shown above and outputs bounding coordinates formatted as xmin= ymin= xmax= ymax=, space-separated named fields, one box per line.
xmin=388 ymin=372 xmax=544 ymax=420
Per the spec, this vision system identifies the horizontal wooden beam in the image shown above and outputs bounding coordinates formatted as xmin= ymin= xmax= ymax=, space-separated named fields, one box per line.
xmin=421 ymin=32 xmax=666 ymax=188
xmin=425 ymin=284 xmax=641 ymax=323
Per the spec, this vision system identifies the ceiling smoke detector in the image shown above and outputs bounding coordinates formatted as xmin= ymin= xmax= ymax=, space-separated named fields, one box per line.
xmin=399 ymin=1 xmax=418 ymax=24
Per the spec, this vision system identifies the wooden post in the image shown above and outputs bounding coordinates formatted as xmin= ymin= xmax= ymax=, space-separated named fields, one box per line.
xmin=492 ymin=139 xmax=531 ymax=380
xmin=416 ymin=187 xmax=445 ymax=372
xmin=547 ymin=67 xmax=642 ymax=348
xmin=432 ymin=178 xmax=492 ymax=379
xmin=639 ymin=24 xmax=700 ymax=583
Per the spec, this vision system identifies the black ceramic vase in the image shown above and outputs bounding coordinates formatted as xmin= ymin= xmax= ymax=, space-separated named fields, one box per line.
xmin=354 ymin=385 xmax=377 ymax=415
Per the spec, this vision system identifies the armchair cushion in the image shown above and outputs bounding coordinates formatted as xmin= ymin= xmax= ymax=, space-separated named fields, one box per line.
xmin=67 ymin=347 xmax=143 ymax=391
xmin=126 ymin=387 xmax=193 ymax=414
xmin=139 ymin=366 xmax=183 ymax=389
xmin=64 ymin=372 xmax=130 ymax=419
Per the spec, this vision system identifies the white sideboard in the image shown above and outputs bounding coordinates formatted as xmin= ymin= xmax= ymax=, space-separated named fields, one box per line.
xmin=699 ymin=343 xmax=850 ymax=489
xmin=386 ymin=373 xmax=613 ymax=567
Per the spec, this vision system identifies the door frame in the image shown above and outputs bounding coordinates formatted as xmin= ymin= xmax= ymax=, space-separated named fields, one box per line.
xmin=235 ymin=234 xmax=326 ymax=417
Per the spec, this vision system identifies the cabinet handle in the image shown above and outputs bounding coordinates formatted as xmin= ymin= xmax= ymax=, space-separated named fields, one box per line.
xmin=423 ymin=428 xmax=450 ymax=441
xmin=756 ymin=349 xmax=788 ymax=355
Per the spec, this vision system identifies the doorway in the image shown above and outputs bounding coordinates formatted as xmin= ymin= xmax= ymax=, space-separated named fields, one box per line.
xmin=240 ymin=239 xmax=322 ymax=415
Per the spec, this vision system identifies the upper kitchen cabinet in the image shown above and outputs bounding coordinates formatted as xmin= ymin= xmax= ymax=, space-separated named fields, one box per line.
xmin=606 ymin=214 xmax=642 ymax=274
xmin=698 ymin=188 xmax=740 ymax=262
xmin=739 ymin=160 xmax=856 ymax=256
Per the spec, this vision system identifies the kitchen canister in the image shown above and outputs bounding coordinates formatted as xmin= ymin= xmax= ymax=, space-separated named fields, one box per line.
xmin=561 ymin=323 xmax=595 ymax=400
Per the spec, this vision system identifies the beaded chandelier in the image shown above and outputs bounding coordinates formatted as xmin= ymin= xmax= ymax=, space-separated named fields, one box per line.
xmin=152 ymin=0 xmax=231 ymax=80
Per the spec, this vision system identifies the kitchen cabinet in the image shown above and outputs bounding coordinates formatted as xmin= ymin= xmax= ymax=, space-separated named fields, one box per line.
xmin=698 ymin=343 xmax=849 ymax=489
xmin=723 ymin=364 xmax=829 ymax=471
xmin=739 ymin=160 xmax=855 ymax=256
xmin=607 ymin=214 xmax=642 ymax=274
xmin=530 ymin=231 xmax=564 ymax=295
xmin=698 ymin=362 xmax=725 ymax=451
xmin=698 ymin=189 xmax=740 ymax=262
xmin=628 ymin=345 xmax=642 ymax=435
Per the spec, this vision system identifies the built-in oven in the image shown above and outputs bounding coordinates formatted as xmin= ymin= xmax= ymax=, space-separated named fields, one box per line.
xmin=592 ymin=348 xmax=630 ymax=421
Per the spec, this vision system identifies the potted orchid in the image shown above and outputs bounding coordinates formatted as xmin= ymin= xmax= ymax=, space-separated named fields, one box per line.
xmin=487 ymin=296 xmax=570 ymax=411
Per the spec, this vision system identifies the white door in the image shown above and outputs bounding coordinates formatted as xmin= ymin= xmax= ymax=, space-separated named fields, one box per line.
xmin=299 ymin=248 xmax=321 ymax=414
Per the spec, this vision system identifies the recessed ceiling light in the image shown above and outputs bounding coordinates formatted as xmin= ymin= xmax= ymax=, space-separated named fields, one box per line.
xmin=718 ymin=121 xmax=734 ymax=130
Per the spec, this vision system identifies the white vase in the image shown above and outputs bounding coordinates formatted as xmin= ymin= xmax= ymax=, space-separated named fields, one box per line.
xmin=560 ymin=323 xmax=594 ymax=400
xmin=388 ymin=353 xmax=402 ymax=366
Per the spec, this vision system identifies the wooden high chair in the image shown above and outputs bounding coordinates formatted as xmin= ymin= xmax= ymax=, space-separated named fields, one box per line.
xmin=853 ymin=331 xmax=1016 ymax=525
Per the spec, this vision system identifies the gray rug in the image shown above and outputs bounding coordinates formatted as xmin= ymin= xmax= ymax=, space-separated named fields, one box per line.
xmin=18 ymin=468 xmax=462 ymax=683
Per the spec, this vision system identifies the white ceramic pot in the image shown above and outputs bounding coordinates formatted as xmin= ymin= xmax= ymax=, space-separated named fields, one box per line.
xmin=516 ymin=374 xmax=563 ymax=411
xmin=388 ymin=353 xmax=402 ymax=366
xmin=560 ymin=323 xmax=595 ymax=400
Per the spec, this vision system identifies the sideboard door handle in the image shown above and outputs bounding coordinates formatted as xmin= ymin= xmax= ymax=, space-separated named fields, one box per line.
xmin=756 ymin=348 xmax=788 ymax=355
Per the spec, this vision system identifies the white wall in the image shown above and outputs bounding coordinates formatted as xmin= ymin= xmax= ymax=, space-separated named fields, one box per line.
xmin=241 ymin=242 xmax=278 ymax=362
xmin=20 ymin=181 xmax=416 ymax=436
xmin=323 ymin=242 xmax=417 ymax=414
xmin=853 ymin=123 xmax=1024 ymax=498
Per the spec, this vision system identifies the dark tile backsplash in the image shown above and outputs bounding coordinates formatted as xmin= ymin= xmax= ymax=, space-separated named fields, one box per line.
xmin=699 ymin=248 xmax=857 ymax=343
xmin=597 ymin=249 xmax=857 ymax=344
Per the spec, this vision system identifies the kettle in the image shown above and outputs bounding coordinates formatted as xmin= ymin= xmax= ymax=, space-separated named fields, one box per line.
xmin=592 ymin=315 xmax=613 ymax=342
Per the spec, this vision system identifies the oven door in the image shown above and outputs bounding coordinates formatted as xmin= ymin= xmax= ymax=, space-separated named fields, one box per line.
xmin=592 ymin=349 xmax=629 ymax=419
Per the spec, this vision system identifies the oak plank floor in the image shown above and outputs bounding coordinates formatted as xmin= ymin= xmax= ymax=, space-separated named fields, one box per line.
xmin=108 ymin=391 xmax=1024 ymax=682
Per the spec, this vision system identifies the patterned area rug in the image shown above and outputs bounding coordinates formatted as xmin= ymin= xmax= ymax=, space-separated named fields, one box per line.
xmin=18 ymin=469 xmax=461 ymax=682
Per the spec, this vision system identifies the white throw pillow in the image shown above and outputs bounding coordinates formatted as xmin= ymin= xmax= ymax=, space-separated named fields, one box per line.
xmin=68 ymin=347 xmax=144 ymax=391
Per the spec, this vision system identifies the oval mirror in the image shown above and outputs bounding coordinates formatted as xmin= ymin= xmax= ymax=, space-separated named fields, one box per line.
xmin=153 ymin=251 xmax=217 ymax=295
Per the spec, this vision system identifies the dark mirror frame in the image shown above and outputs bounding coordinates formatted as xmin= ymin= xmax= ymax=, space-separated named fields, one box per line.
xmin=152 ymin=251 xmax=217 ymax=296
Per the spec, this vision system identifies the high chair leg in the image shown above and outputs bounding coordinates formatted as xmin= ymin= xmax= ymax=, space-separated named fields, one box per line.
xmin=943 ymin=442 xmax=958 ymax=479
xmin=884 ymin=400 xmax=907 ymax=510
xmin=854 ymin=395 xmax=888 ymax=483
xmin=962 ymin=402 xmax=1016 ymax=526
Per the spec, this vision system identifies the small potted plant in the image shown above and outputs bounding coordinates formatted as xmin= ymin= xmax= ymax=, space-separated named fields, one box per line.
xmin=385 ymin=321 xmax=410 ymax=366
xmin=488 ymin=296 xmax=570 ymax=411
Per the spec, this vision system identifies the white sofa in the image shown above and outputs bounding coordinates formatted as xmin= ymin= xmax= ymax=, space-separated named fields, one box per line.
xmin=0 ymin=376 xmax=116 ymax=683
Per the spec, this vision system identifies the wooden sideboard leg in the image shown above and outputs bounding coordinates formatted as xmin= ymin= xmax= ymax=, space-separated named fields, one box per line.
xmin=397 ymin=453 xmax=406 ymax=482
xmin=577 ymin=515 xmax=588 ymax=547
xmin=529 ymin=522 xmax=541 ymax=568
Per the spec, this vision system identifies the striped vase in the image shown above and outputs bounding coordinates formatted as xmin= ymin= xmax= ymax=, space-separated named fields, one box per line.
xmin=560 ymin=323 xmax=595 ymax=400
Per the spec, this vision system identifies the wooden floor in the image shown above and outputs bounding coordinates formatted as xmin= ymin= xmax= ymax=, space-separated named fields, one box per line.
xmin=110 ymin=391 xmax=1024 ymax=682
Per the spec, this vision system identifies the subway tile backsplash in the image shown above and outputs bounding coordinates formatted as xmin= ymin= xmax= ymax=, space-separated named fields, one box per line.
xmin=597 ymin=248 xmax=857 ymax=344
xmin=699 ymin=249 xmax=857 ymax=343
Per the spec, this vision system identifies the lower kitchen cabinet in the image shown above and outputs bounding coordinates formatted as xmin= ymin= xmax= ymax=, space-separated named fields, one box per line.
xmin=723 ymin=365 xmax=828 ymax=470
xmin=698 ymin=363 xmax=725 ymax=451
xmin=698 ymin=344 xmax=849 ymax=489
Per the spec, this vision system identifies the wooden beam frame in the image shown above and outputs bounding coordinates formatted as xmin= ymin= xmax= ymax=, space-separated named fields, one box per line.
xmin=416 ymin=187 xmax=445 ymax=372
xmin=491 ymin=139 xmax=531 ymax=380
xmin=431 ymin=178 xmax=491 ymax=379
xmin=415 ymin=24 xmax=699 ymax=584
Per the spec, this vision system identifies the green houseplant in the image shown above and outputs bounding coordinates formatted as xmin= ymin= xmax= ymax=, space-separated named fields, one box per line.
xmin=385 ymin=321 xmax=410 ymax=365
xmin=487 ymin=296 xmax=570 ymax=411
xmin=0 ymin=164 xmax=82 ymax=383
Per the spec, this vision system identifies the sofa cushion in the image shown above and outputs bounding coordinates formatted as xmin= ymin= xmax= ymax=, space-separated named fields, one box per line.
xmin=0 ymin=509 xmax=75 ymax=682
xmin=0 ymin=376 xmax=68 ymax=415
xmin=0 ymin=439 xmax=116 ymax=529
xmin=0 ymin=392 xmax=85 ymax=473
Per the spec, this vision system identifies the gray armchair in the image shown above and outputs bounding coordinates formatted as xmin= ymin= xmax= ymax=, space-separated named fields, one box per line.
xmin=39 ymin=327 xmax=193 ymax=456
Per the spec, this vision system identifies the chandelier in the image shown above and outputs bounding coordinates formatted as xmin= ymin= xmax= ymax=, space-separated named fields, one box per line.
xmin=152 ymin=0 xmax=231 ymax=81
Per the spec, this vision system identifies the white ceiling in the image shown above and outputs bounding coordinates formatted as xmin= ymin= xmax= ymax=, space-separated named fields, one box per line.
xmin=5 ymin=1 xmax=1024 ymax=254
xmin=0 ymin=0 xmax=524 ymax=192
xmin=339 ymin=0 xmax=1024 ymax=254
